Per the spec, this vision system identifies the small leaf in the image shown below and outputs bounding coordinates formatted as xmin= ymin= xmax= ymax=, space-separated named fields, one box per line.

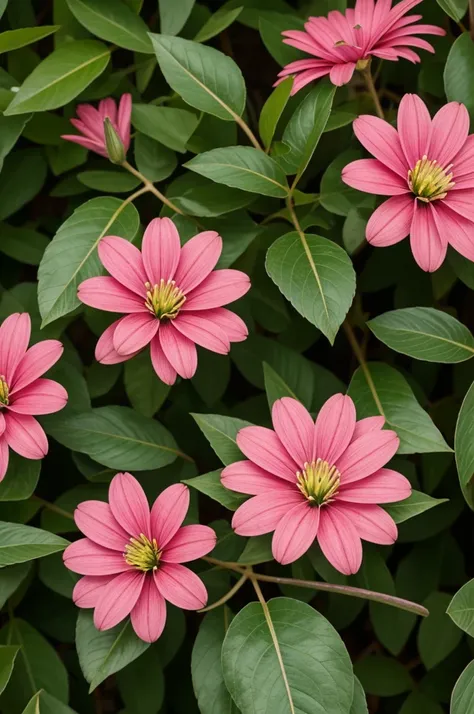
xmin=124 ymin=350 xmax=170 ymax=418
xmin=418 ymin=592 xmax=463 ymax=669
xmin=0 ymin=452 xmax=40 ymax=502
xmin=192 ymin=610 xmax=236 ymax=714
xmin=77 ymin=170 xmax=140 ymax=193
xmin=447 ymin=578 xmax=474 ymax=636
xmin=384 ymin=491 xmax=448 ymax=524
xmin=159 ymin=0 xmax=195 ymax=35
xmin=0 ymin=522 xmax=68 ymax=566
xmin=259 ymin=76 xmax=293 ymax=150
xmin=66 ymin=0 xmax=153 ymax=53
xmin=445 ymin=33 xmax=474 ymax=122
xmin=320 ymin=149 xmax=373 ymax=216
xmin=0 ymin=224 xmax=49 ymax=265
xmin=0 ymin=563 xmax=32 ymax=609
xmin=0 ymin=646 xmax=19 ymax=696
xmin=0 ymin=148 xmax=47 ymax=221
xmin=192 ymin=413 xmax=251 ymax=465
xmin=238 ymin=534 xmax=273 ymax=565
xmin=134 ymin=132 xmax=177 ymax=183
xmin=259 ymin=12 xmax=304 ymax=66
xmin=436 ymin=0 xmax=468 ymax=22
xmin=21 ymin=690 xmax=79 ymax=714
xmin=131 ymin=104 xmax=199 ymax=153
xmin=263 ymin=362 xmax=300 ymax=408
xmin=194 ymin=5 xmax=243 ymax=43
xmin=451 ymin=660 xmax=474 ymax=714
xmin=354 ymin=655 xmax=413 ymax=697
xmin=0 ymin=26 xmax=59 ymax=53
xmin=183 ymin=470 xmax=246 ymax=510
xmin=455 ymin=379 xmax=474 ymax=509
xmin=0 ymin=114 xmax=30 ymax=172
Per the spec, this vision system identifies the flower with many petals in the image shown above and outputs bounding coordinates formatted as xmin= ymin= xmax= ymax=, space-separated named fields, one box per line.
xmin=277 ymin=0 xmax=445 ymax=94
xmin=342 ymin=94 xmax=474 ymax=272
xmin=63 ymin=473 xmax=216 ymax=642
xmin=62 ymin=94 xmax=132 ymax=159
xmin=78 ymin=217 xmax=250 ymax=385
xmin=0 ymin=313 xmax=67 ymax=480
xmin=222 ymin=395 xmax=411 ymax=575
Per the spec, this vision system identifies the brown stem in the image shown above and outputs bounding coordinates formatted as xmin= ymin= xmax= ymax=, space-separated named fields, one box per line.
xmin=122 ymin=161 xmax=185 ymax=216
xmin=362 ymin=65 xmax=384 ymax=120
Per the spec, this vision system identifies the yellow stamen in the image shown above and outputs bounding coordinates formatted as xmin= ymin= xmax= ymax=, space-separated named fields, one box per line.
xmin=0 ymin=376 xmax=9 ymax=406
xmin=297 ymin=459 xmax=341 ymax=506
xmin=144 ymin=279 xmax=186 ymax=319
xmin=408 ymin=155 xmax=455 ymax=202
xmin=124 ymin=533 xmax=161 ymax=572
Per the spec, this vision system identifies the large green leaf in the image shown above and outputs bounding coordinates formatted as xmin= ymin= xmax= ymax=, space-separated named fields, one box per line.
xmin=184 ymin=470 xmax=246 ymax=510
xmin=192 ymin=413 xmax=251 ymax=465
xmin=447 ymin=578 xmax=474 ymax=636
xmin=134 ymin=132 xmax=177 ymax=183
xmin=47 ymin=406 xmax=180 ymax=471
xmin=451 ymin=660 xmax=474 ymax=714
xmin=21 ymin=691 xmax=79 ymax=714
xmin=0 ymin=452 xmax=40 ymax=502
xmin=368 ymin=308 xmax=474 ymax=363
xmin=222 ymin=597 xmax=354 ymax=714
xmin=150 ymin=34 xmax=246 ymax=120
xmin=259 ymin=77 xmax=293 ymax=150
xmin=347 ymin=363 xmax=451 ymax=454
xmin=192 ymin=610 xmax=237 ymax=714
xmin=116 ymin=647 xmax=164 ymax=714
xmin=266 ymin=231 xmax=356 ymax=343
xmin=167 ymin=173 xmax=254 ymax=217
xmin=5 ymin=40 xmax=110 ymax=115
xmin=259 ymin=12 xmax=304 ymax=67
xmin=455 ymin=380 xmax=474 ymax=509
xmin=66 ymin=0 xmax=153 ymax=53
xmin=159 ymin=0 xmax=195 ymax=35
xmin=0 ymin=646 xmax=19 ymax=696
xmin=194 ymin=5 xmax=243 ymax=43
xmin=417 ymin=592 xmax=463 ymax=670
xmin=350 ymin=678 xmax=368 ymax=714
xmin=445 ymin=33 xmax=474 ymax=121
xmin=185 ymin=146 xmax=288 ymax=197
xmin=0 ymin=224 xmax=49 ymax=265
xmin=0 ymin=26 xmax=59 ymax=53
xmin=131 ymin=104 xmax=199 ymax=153
xmin=0 ymin=522 xmax=68 ymax=567
xmin=437 ymin=0 xmax=468 ymax=22
xmin=384 ymin=491 xmax=447 ymax=524
xmin=0 ymin=148 xmax=47 ymax=221
xmin=37 ymin=196 xmax=139 ymax=326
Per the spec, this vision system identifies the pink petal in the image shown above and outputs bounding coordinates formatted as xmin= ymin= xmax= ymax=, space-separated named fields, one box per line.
xmin=161 ymin=525 xmax=216 ymax=563
xmin=4 ymin=413 xmax=48 ymax=459
xmin=150 ymin=335 xmax=177 ymax=386
xmin=94 ymin=570 xmax=145 ymax=631
xmin=174 ymin=231 xmax=223 ymax=294
xmin=342 ymin=159 xmax=409 ymax=195
xmin=352 ymin=416 xmax=385 ymax=441
xmin=63 ymin=538 xmax=130 ymax=575
xmin=99 ymin=97 xmax=117 ymax=123
xmin=335 ymin=429 xmax=399 ymax=485
xmin=142 ymin=218 xmax=181 ymax=285
xmin=61 ymin=134 xmax=106 ymax=156
xmin=0 ymin=437 xmax=9 ymax=482
xmin=452 ymin=135 xmax=474 ymax=178
xmin=271 ymin=398 xmax=314 ymax=466
xmin=272 ymin=502 xmax=320 ymax=565
xmin=109 ymin=472 xmax=151 ymax=538
xmin=131 ymin=576 xmax=167 ymax=642
xmin=429 ymin=103 xmax=470 ymax=168
xmin=289 ymin=68 xmax=332 ymax=95
xmin=397 ymin=94 xmax=431 ymax=168
xmin=158 ymin=322 xmax=197 ymax=379
xmin=73 ymin=575 xmax=111 ymax=608
xmin=117 ymin=93 xmax=132 ymax=151
xmin=12 ymin=340 xmax=63 ymax=393
xmin=236 ymin=426 xmax=299 ymax=481
xmin=329 ymin=62 xmax=356 ymax=86
xmin=155 ymin=563 xmax=207 ymax=610
xmin=197 ymin=308 xmax=248 ymax=343
xmin=231 ymin=490 xmax=303 ymax=536
xmin=113 ymin=313 xmax=158 ymax=356
xmin=98 ymin=236 xmax=147 ymax=297
xmin=366 ymin=194 xmax=414 ymax=246
xmin=9 ymin=378 xmax=67 ymax=415
xmin=183 ymin=270 xmax=250 ymax=311
xmin=221 ymin=460 xmax=293 ymax=495
xmin=0 ymin=314 xmax=31 ymax=384
xmin=74 ymin=500 xmax=129 ymax=551
xmin=78 ymin=276 xmax=146 ymax=313
xmin=151 ymin=483 xmax=190 ymax=550
xmin=410 ymin=202 xmax=447 ymax=272
xmin=317 ymin=506 xmax=362 ymax=575
xmin=443 ymin=189 xmax=474 ymax=223
xmin=334 ymin=502 xmax=397 ymax=544
xmin=432 ymin=202 xmax=474 ymax=262
xmin=173 ymin=313 xmax=230 ymax=355
xmin=95 ymin=319 xmax=141 ymax=365
xmin=352 ymin=115 xmax=408 ymax=177
xmin=0 ymin=413 xmax=4 ymax=438
xmin=314 ymin=394 xmax=356 ymax=465
xmin=337 ymin=468 xmax=412 ymax=504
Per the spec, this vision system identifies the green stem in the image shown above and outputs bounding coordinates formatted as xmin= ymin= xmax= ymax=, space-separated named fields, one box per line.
xmin=122 ymin=161 xmax=185 ymax=216
xmin=33 ymin=496 xmax=75 ymax=521
xmin=362 ymin=65 xmax=384 ymax=119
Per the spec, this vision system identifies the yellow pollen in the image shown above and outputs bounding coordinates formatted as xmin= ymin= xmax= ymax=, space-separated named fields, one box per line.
xmin=408 ymin=155 xmax=455 ymax=202
xmin=124 ymin=533 xmax=161 ymax=572
xmin=144 ymin=279 xmax=186 ymax=319
xmin=297 ymin=459 xmax=341 ymax=506
xmin=0 ymin=376 xmax=9 ymax=406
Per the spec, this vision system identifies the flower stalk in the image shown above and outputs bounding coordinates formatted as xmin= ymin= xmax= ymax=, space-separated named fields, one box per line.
xmin=361 ymin=64 xmax=384 ymax=119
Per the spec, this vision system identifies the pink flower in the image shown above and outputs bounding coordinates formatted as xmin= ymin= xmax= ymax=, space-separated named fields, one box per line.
xmin=0 ymin=313 xmax=67 ymax=481
xmin=222 ymin=395 xmax=411 ymax=575
xmin=277 ymin=0 xmax=445 ymax=94
xmin=61 ymin=94 xmax=132 ymax=158
xmin=342 ymin=95 xmax=474 ymax=272
xmin=78 ymin=218 xmax=251 ymax=385
xmin=63 ymin=473 xmax=216 ymax=642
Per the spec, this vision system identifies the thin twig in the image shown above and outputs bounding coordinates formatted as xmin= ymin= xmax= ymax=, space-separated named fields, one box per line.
xmin=343 ymin=321 xmax=386 ymax=418
xmin=199 ymin=572 xmax=249 ymax=612
xmin=122 ymin=161 xmax=185 ymax=216
xmin=33 ymin=496 xmax=75 ymax=521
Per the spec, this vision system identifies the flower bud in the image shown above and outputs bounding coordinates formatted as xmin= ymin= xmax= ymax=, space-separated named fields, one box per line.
xmin=103 ymin=117 xmax=126 ymax=165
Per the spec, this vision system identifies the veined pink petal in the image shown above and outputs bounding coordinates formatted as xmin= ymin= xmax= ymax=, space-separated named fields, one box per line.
xmin=173 ymin=313 xmax=230 ymax=355
xmin=174 ymin=231 xmax=222 ymax=294
xmin=109 ymin=472 xmax=151 ymax=538
xmin=288 ymin=67 xmax=332 ymax=94
xmin=398 ymin=94 xmax=431 ymax=167
xmin=117 ymin=93 xmax=132 ymax=151
xmin=73 ymin=575 xmax=111 ymax=608
xmin=342 ymin=159 xmax=409 ymax=195
xmin=4 ymin=413 xmax=48 ymax=459
xmin=12 ymin=340 xmax=63 ymax=393
xmin=236 ymin=425 xmax=299 ymax=481
xmin=99 ymin=97 xmax=117 ymax=123
xmin=351 ymin=416 xmax=385 ymax=441
xmin=429 ymin=103 xmax=470 ymax=168
xmin=272 ymin=502 xmax=320 ymax=565
xmin=142 ymin=217 xmax=181 ymax=285
xmin=221 ymin=460 xmax=292 ymax=495
xmin=194 ymin=308 xmax=248 ymax=343
xmin=432 ymin=202 xmax=474 ymax=262
xmin=183 ymin=270 xmax=250 ymax=311
xmin=353 ymin=116 xmax=408 ymax=177
xmin=336 ymin=429 xmax=399 ymax=484
xmin=113 ymin=313 xmax=158 ymax=356
xmin=78 ymin=276 xmax=146 ymax=313
xmin=95 ymin=319 xmax=141 ymax=365
xmin=443 ymin=189 xmax=474 ymax=223
xmin=329 ymin=62 xmax=356 ymax=86
xmin=9 ymin=378 xmax=67 ymax=415
xmin=0 ymin=438 xmax=9 ymax=482
xmin=337 ymin=468 xmax=412 ymax=504
xmin=334 ymin=502 xmax=398 ymax=544
xmin=161 ymin=525 xmax=216 ymax=563
xmin=94 ymin=570 xmax=145 ymax=631
xmin=151 ymin=483 xmax=189 ymax=550
xmin=0 ymin=413 xmax=5 ymax=438
xmin=155 ymin=563 xmax=207 ymax=610
xmin=63 ymin=538 xmax=130 ymax=575
xmin=158 ymin=323 xmax=197 ymax=379
xmin=131 ymin=577 xmax=167 ymax=642
xmin=98 ymin=236 xmax=147 ymax=297
xmin=150 ymin=335 xmax=177 ymax=386
xmin=410 ymin=201 xmax=447 ymax=272
xmin=231 ymin=490 xmax=303 ymax=536
xmin=61 ymin=134 xmax=107 ymax=156
xmin=0 ymin=313 xmax=31 ymax=384
xmin=366 ymin=194 xmax=414 ymax=246
xmin=317 ymin=506 xmax=363 ymax=575
xmin=452 ymin=135 xmax=474 ymax=178
xmin=314 ymin=394 xmax=356 ymax=465
xmin=271 ymin=398 xmax=314 ymax=467
xmin=74 ymin=500 xmax=129 ymax=551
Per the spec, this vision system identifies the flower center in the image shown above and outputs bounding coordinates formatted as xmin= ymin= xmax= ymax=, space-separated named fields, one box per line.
xmin=408 ymin=156 xmax=455 ymax=202
xmin=296 ymin=459 xmax=341 ymax=506
xmin=124 ymin=534 xmax=161 ymax=572
xmin=0 ymin=376 xmax=9 ymax=406
xmin=144 ymin=280 xmax=186 ymax=319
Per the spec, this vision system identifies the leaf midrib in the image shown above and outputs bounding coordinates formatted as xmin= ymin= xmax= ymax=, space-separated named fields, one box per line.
xmin=372 ymin=323 xmax=474 ymax=355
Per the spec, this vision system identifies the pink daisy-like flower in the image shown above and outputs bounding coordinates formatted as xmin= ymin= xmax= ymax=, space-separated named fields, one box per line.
xmin=222 ymin=395 xmax=411 ymax=575
xmin=342 ymin=94 xmax=474 ymax=272
xmin=0 ymin=313 xmax=67 ymax=480
xmin=63 ymin=473 xmax=216 ymax=643
xmin=61 ymin=94 xmax=132 ymax=158
xmin=78 ymin=217 xmax=250 ymax=385
xmin=277 ymin=0 xmax=445 ymax=94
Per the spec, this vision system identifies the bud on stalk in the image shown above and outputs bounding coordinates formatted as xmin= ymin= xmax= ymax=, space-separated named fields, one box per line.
xmin=103 ymin=117 xmax=126 ymax=165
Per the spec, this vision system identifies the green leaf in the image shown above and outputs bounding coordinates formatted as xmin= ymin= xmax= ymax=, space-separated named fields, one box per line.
xmin=0 ymin=26 xmax=59 ymax=53
xmin=66 ymin=0 xmax=153 ymax=53
xmin=368 ymin=307 xmax=474 ymax=363
xmin=343 ymin=207 xmax=371 ymax=255
xmin=0 ymin=113 xmax=30 ymax=172
xmin=0 ymin=148 xmax=47 ymax=221
xmin=77 ymin=170 xmax=140 ymax=193
xmin=38 ymin=196 xmax=139 ymax=326
xmin=21 ymin=691 xmax=79 ymax=714
xmin=447 ymin=578 xmax=474 ymax=636
xmin=192 ymin=413 xmax=251 ymax=465
xmin=0 ymin=522 xmax=68 ymax=566
xmin=124 ymin=350 xmax=170 ymax=418
xmin=5 ymin=40 xmax=110 ymax=115
xmin=347 ymin=362 xmax=451 ymax=454
xmin=418 ymin=592 xmax=463 ymax=670
xmin=320 ymin=149 xmax=373 ymax=216
xmin=266 ymin=231 xmax=356 ymax=343
xmin=168 ymin=173 xmax=254 ymax=217
xmin=183 ymin=469 xmax=246 ymax=510
xmin=238 ymin=534 xmax=273 ymax=565
xmin=0 ymin=452 xmax=40 ymax=502
xmin=259 ymin=76 xmax=293 ymax=150
xmin=451 ymin=660 xmax=474 ymax=714
xmin=76 ymin=610 xmax=150 ymax=691
xmin=0 ymin=563 xmax=31 ymax=608
xmin=116 ymin=647 xmax=164 ymax=714
xmin=131 ymin=103 xmax=199 ymax=153
xmin=150 ymin=34 xmax=246 ymax=120
xmin=185 ymin=146 xmax=288 ymax=197
xmin=39 ymin=553 xmax=78 ymax=599
xmin=194 ymin=5 xmax=243 ymax=43
xmin=47 ymin=406 xmax=180 ymax=471
xmin=436 ymin=0 xmax=468 ymax=22
xmin=399 ymin=692 xmax=443 ymax=714
xmin=350 ymin=678 xmax=368 ymax=714
xmin=455 ymin=379 xmax=474 ymax=510
xmin=0 ymin=224 xmax=49 ymax=265
xmin=222 ymin=597 xmax=354 ymax=714
xmin=384 ymin=490 xmax=448 ymax=524
xmin=263 ymin=362 xmax=300 ymax=408
xmin=192 ymin=610 xmax=237 ymax=714
xmin=0 ymin=646 xmax=19 ymax=696
xmin=159 ymin=0 xmax=195 ymax=35
xmin=445 ymin=33 xmax=474 ymax=122
xmin=259 ymin=12 xmax=304 ymax=66
xmin=134 ymin=132 xmax=177 ymax=183
xmin=354 ymin=655 xmax=413 ymax=697
xmin=41 ymin=484 xmax=107 ymax=534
